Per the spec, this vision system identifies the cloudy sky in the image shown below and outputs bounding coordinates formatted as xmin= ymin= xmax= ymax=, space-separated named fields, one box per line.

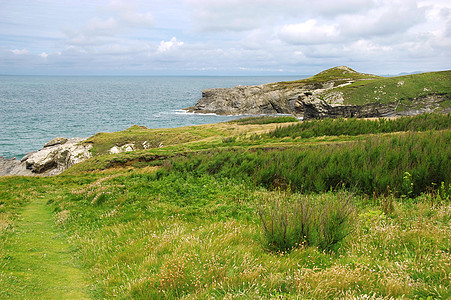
xmin=1 ymin=0 xmax=450 ymax=75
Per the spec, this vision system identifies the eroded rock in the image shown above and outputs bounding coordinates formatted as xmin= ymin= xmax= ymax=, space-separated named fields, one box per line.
xmin=0 ymin=137 xmax=92 ymax=176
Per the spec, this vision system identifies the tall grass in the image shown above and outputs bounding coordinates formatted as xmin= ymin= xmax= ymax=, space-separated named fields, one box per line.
xmin=268 ymin=113 xmax=451 ymax=139
xmin=169 ymin=130 xmax=451 ymax=197
xmin=229 ymin=115 xmax=299 ymax=125
xmin=258 ymin=191 xmax=355 ymax=253
xmin=40 ymin=174 xmax=451 ymax=299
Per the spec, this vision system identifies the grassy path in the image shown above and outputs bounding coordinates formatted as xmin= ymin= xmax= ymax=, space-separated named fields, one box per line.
xmin=0 ymin=196 xmax=90 ymax=299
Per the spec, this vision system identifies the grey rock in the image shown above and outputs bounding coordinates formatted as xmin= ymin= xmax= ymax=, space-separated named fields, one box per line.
xmin=0 ymin=137 xmax=92 ymax=177
xmin=184 ymin=66 xmax=360 ymax=116
xmin=0 ymin=157 xmax=33 ymax=176
xmin=44 ymin=137 xmax=68 ymax=148
xmin=184 ymin=66 xmax=449 ymax=119
xmin=294 ymin=93 xmax=449 ymax=119
xmin=185 ymin=84 xmax=304 ymax=115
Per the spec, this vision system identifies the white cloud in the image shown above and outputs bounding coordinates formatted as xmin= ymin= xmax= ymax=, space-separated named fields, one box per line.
xmin=84 ymin=17 xmax=118 ymax=36
xmin=339 ymin=0 xmax=426 ymax=38
xmin=11 ymin=49 xmax=29 ymax=55
xmin=158 ymin=37 xmax=184 ymax=53
xmin=279 ymin=20 xmax=341 ymax=45
xmin=107 ymin=0 xmax=155 ymax=27
xmin=1 ymin=0 xmax=450 ymax=75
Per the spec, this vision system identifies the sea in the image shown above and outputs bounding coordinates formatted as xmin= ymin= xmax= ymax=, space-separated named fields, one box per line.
xmin=0 ymin=75 xmax=303 ymax=159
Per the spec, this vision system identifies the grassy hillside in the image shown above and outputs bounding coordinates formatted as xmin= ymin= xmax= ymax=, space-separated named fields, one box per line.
xmin=1 ymin=114 xmax=450 ymax=299
xmin=326 ymin=70 xmax=451 ymax=108
xmin=259 ymin=67 xmax=451 ymax=115
xmin=268 ymin=66 xmax=380 ymax=90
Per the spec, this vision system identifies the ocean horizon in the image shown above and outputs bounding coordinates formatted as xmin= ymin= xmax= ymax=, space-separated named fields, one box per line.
xmin=0 ymin=75 xmax=304 ymax=159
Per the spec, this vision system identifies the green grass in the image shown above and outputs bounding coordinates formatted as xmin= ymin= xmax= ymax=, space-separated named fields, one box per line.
xmin=0 ymin=177 xmax=90 ymax=299
xmin=331 ymin=70 xmax=451 ymax=106
xmin=228 ymin=115 xmax=299 ymax=125
xmin=2 ymin=173 xmax=448 ymax=299
xmin=267 ymin=66 xmax=379 ymax=91
xmin=1 ymin=114 xmax=450 ymax=298
xmin=269 ymin=113 xmax=451 ymax=139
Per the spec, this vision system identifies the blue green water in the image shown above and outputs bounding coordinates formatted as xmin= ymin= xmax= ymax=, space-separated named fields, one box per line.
xmin=0 ymin=76 xmax=301 ymax=158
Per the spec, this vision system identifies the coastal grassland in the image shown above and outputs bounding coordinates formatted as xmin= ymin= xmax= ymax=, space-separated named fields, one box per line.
xmin=228 ymin=115 xmax=299 ymax=125
xmin=9 ymin=169 xmax=449 ymax=298
xmin=68 ymin=114 xmax=450 ymax=175
xmin=268 ymin=112 xmax=451 ymax=139
xmin=330 ymin=70 xmax=451 ymax=106
xmin=0 ymin=176 xmax=97 ymax=298
xmin=1 ymin=170 xmax=442 ymax=299
xmin=1 ymin=114 xmax=450 ymax=298
xmin=0 ymin=177 xmax=35 ymax=235
xmin=268 ymin=66 xmax=379 ymax=90
xmin=84 ymin=118 xmax=298 ymax=156
xmin=170 ymin=130 xmax=450 ymax=197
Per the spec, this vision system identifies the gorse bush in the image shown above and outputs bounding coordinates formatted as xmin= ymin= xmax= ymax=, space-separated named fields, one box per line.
xmin=258 ymin=191 xmax=355 ymax=252
xmin=268 ymin=113 xmax=451 ymax=139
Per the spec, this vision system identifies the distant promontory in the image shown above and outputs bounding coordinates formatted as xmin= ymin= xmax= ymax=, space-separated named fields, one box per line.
xmin=185 ymin=66 xmax=451 ymax=119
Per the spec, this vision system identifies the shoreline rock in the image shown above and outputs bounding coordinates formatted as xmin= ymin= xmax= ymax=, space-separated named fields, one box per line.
xmin=185 ymin=66 xmax=450 ymax=119
xmin=0 ymin=137 xmax=92 ymax=177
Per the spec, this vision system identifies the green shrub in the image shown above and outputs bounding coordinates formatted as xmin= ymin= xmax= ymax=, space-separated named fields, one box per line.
xmin=222 ymin=136 xmax=237 ymax=143
xmin=171 ymin=130 xmax=451 ymax=197
xmin=268 ymin=113 xmax=451 ymax=139
xmin=258 ymin=191 xmax=355 ymax=252
xmin=229 ymin=116 xmax=299 ymax=125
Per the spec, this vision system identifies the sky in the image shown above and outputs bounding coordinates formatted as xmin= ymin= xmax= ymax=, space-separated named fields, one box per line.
xmin=0 ymin=0 xmax=450 ymax=76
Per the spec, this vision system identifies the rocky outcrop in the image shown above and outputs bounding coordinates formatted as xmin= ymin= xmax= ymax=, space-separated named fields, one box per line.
xmin=295 ymin=93 xmax=449 ymax=119
xmin=0 ymin=137 xmax=92 ymax=177
xmin=295 ymin=99 xmax=397 ymax=119
xmin=185 ymin=85 xmax=300 ymax=115
xmin=184 ymin=66 xmax=372 ymax=116
xmin=0 ymin=157 xmax=33 ymax=176
xmin=185 ymin=66 xmax=450 ymax=119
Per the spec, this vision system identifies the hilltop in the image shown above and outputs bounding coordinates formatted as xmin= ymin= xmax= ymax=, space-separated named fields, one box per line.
xmin=185 ymin=66 xmax=451 ymax=119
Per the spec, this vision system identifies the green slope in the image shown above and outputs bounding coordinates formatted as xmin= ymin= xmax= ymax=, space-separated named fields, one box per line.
xmin=327 ymin=69 xmax=451 ymax=107
xmin=1 ymin=114 xmax=450 ymax=299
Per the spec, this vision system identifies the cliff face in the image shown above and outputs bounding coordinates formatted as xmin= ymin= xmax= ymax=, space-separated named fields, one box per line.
xmin=185 ymin=85 xmax=298 ymax=115
xmin=185 ymin=66 xmax=370 ymax=116
xmin=185 ymin=66 xmax=450 ymax=119
xmin=296 ymin=93 xmax=449 ymax=119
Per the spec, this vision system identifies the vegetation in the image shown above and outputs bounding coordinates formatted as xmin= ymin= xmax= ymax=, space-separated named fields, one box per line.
xmin=269 ymin=113 xmax=451 ymax=139
xmin=268 ymin=66 xmax=379 ymax=90
xmin=1 ymin=113 xmax=450 ymax=299
xmin=266 ymin=67 xmax=451 ymax=114
xmin=331 ymin=70 xmax=451 ymax=106
xmin=258 ymin=191 xmax=355 ymax=253
xmin=229 ymin=115 xmax=299 ymax=125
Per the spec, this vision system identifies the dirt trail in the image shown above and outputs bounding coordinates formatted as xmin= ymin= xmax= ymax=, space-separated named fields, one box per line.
xmin=1 ymin=197 xmax=90 ymax=299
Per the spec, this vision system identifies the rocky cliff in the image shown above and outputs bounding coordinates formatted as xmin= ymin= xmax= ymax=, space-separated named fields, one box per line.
xmin=0 ymin=137 xmax=92 ymax=176
xmin=185 ymin=66 xmax=451 ymax=119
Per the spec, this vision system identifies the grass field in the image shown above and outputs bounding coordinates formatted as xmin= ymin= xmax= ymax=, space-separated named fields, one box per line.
xmin=1 ymin=114 xmax=450 ymax=299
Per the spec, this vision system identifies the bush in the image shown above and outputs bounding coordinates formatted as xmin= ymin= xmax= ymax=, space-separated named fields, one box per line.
xmin=171 ymin=130 xmax=451 ymax=197
xmin=258 ymin=191 xmax=355 ymax=253
xmin=230 ymin=116 xmax=299 ymax=125
xmin=268 ymin=113 xmax=451 ymax=139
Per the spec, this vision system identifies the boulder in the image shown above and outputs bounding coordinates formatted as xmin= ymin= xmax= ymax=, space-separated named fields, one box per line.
xmin=108 ymin=143 xmax=136 ymax=154
xmin=0 ymin=137 xmax=92 ymax=176
xmin=0 ymin=157 xmax=33 ymax=176
xmin=44 ymin=137 xmax=68 ymax=148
